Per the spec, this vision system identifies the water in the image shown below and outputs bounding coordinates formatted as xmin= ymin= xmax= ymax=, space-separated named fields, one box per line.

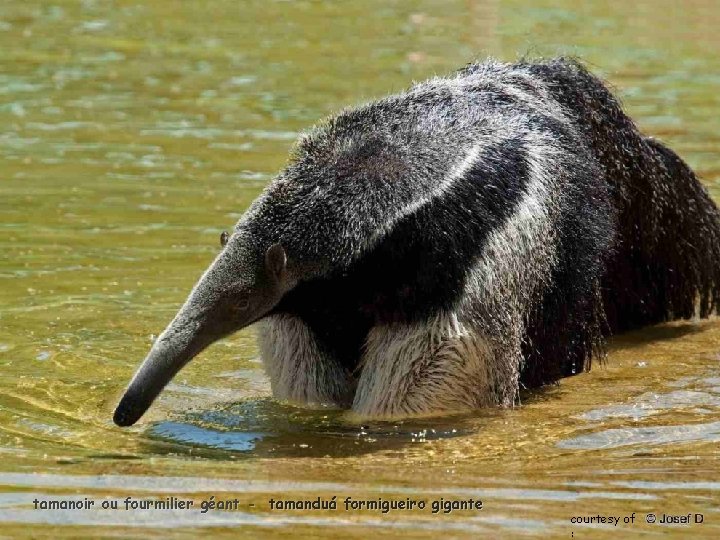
xmin=1 ymin=0 xmax=720 ymax=537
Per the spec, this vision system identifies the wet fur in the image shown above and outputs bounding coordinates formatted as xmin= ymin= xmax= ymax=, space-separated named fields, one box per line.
xmin=247 ymin=57 xmax=720 ymax=417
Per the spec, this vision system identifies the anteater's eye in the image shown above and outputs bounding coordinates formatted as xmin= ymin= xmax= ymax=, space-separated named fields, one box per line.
xmin=220 ymin=231 xmax=229 ymax=248
xmin=236 ymin=296 xmax=250 ymax=311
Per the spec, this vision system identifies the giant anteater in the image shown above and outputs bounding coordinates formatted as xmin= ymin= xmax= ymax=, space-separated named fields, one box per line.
xmin=114 ymin=58 xmax=720 ymax=426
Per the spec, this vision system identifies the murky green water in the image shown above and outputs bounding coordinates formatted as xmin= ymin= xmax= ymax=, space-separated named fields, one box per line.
xmin=1 ymin=0 xmax=720 ymax=538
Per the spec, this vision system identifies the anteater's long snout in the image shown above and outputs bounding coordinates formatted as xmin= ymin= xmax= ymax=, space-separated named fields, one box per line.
xmin=113 ymin=236 xmax=285 ymax=427
xmin=113 ymin=315 xmax=205 ymax=427
xmin=113 ymin=246 xmax=234 ymax=427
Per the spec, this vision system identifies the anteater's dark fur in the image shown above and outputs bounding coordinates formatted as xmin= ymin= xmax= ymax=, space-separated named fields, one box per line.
xmin=516 ymin=58 xmax=720 ymax=388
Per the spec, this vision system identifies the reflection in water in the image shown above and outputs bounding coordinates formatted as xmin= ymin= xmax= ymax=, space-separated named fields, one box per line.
xmin=1 ymin=0 xmax=720 ymax=537
xmin=151 ymin=422 xmax=263 ymax=453
xmin=146 ymin=399 xmax=473 ymax=458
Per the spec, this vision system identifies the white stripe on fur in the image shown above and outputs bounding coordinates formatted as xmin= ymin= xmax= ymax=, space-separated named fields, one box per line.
xmin=352 ymin=135 xmax=566 ymax=417
xmin=363 ymin=139 xmax=490 ymax=251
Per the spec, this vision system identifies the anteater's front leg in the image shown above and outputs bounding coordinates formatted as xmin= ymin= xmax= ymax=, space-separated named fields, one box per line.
xmin=352 ymin=313 xmax=511 ymax=417
xmin=258 ymin=314 xmax=355 ymax=407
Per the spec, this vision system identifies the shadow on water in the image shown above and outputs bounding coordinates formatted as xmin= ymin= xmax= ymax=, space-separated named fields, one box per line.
xmin=607 ymin=320 xmax=710 ymax=351
xmin=140 ymin=398 xmax=484 ymax=460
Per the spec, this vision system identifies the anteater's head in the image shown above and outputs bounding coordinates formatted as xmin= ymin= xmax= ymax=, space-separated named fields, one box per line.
xmin=113 ymin=230 xmax=292 ymax=427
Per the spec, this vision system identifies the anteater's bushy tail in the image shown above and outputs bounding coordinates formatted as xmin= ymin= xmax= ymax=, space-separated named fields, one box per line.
xmin=520 ymin=58 xmax=720 ymax=387
xmin=602 ymin=136 xmax=720 ymax=332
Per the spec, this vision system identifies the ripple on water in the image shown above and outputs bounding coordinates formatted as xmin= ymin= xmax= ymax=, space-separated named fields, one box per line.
xmin=557 ymin=421 xmax=720 ymax=450
xmin=0 ymin=505 xmax=498 ymax=533
xmin=0 ymin=471 xmax=656 ymax=532
xmin=578 ymin=390 xmax=720 ymax=421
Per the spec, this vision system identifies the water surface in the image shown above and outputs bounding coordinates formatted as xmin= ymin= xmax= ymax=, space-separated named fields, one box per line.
xmin=1 ymin=0 xmax=720 ymax=537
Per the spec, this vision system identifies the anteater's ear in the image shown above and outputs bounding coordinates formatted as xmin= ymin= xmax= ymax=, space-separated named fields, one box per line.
xmin=265 ymin=243 xmax=287 ymax=282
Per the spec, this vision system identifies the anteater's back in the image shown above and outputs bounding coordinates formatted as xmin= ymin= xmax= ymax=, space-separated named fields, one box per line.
xmin=452 ymin=58 xmax=720 ymax=388
xmin=515 ymin=59 xmax=720 ymax=335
